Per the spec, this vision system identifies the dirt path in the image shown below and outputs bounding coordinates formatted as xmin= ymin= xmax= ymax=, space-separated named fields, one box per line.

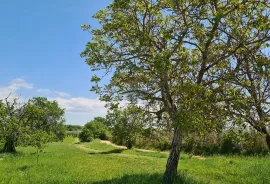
xmin=73 ymin=143 xmax=165 ymax=159
xmin=100 ymin=140 xmax=127 ymax=149
xmin=73 ymin=140 xmax=205 ymax=160
xmin=75 ymin=144 xmax=99 ymax=153
xmin=100 ymin=140 xmax=206 ymax=160
xmin=100 ymin=140 xmax=167 ymax=154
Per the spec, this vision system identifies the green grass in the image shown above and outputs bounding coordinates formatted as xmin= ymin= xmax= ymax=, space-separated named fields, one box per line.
xmin=0 ymin=138 xmax=269 ymax=184
xmin=80 ymin=139 xmax=170 ymax=158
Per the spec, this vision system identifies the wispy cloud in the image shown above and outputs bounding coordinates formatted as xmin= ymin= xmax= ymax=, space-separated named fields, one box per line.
xmin=0 ymin=78 xmax=33 ymax=99
xmin=54 ymin=91 xmax=70 ymax=97
xmin=36 ymin=89 xmax=52 ymax=94
xmin=37 ymin=89 xmax=71 ymax=97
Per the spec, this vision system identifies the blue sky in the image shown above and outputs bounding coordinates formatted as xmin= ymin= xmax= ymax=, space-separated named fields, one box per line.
xmin=0 ymin=0 xmax=113 ymax=125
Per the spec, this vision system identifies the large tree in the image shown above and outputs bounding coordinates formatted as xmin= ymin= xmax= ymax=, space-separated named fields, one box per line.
xmin=82 ymin=0 xmax=270 ymax=182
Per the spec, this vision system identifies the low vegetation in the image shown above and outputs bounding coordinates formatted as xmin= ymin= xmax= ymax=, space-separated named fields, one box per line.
xmin=0 ymin=137 xmax=269 ymax=184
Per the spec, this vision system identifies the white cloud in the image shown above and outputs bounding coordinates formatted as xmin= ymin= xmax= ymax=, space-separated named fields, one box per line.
xmin=54 ymin=91 xmax=70 ymax=97
xmin=37 ymin=89 xmax=71 ymax=97
xmin=48 ymin=97 xmax=108 ymax=124
xmin=0 ymin=78 xmax=33 ymax=99
xmin=49 ymin=97 xmax=107 ymax=116
xmin=36 ymin=89 xmax=52 ymax=94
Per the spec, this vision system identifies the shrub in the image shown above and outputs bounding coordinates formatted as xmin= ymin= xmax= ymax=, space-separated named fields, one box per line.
xmin=79 ymin=119 xmax=110 ymax=142
xmin=79 ymin=128 xmax=94 ymax=142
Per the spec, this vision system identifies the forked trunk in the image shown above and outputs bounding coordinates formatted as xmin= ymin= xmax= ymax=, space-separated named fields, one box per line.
xmin=163 ymin=126 xmax=182 ymax=184
xmin=3 ymin=137 xmax=16 ymax=153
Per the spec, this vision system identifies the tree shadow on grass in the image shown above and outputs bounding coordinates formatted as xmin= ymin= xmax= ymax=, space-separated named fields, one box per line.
xmin=17 ymin=165 xmax=31 ymax=172
xmin=0 ymin=150 xmax=24 ymax=156
xmin=91 ymin=173 xmax=203 ymax=184
xmin=88 ymin=149 xmax=125 ymax=155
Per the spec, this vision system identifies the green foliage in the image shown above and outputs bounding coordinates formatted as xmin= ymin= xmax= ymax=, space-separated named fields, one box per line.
xmin=66 ymin=125 xmax=82 ymax=131
xmin=84 ymin=121 xmax=107 ymax=140
xmin=79 ymin=128 xmax=94 ymax=142
xmin=0 ymin=97 xmax=27 ymax=152
xmin=220 ymin=130 xmax=241 ymax=154
xmin=0 ymin=96 xmax=66 ymax=153
xmin=81 ymin=0 xmax=270 ymax=130
xmin=106 ymin=106 xmax=146 ymax=149
xmin=24 ymin=97 xmax=66 ymax=144
xmin=182 ymin=128 xmax=269 ymax=156
xmin=79 ymin=117 xmax=110 ymax=142
xmin=66 ymin=125 xmax=82 ymax=137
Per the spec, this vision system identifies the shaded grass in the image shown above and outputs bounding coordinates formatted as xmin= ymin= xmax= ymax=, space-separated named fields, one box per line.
xmin=0 ymin=138 xmax=269 ymax=184
xmin=91 ymin=173 xmax=200 ymax=184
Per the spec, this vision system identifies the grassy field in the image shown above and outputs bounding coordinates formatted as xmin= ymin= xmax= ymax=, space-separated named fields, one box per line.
xmin=0 ymin=137 xmax=269 ymax=184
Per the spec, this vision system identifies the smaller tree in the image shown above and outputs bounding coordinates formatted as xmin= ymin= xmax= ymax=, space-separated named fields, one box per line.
xmin=106 ymin=105 xmax=145 ymax=149
xmin=22 ymin=130 xmax=52 ymax=164
xmin=79 ymin=128 xmax=94 ymax=142
xmin=23 ymin=97 xmax=66 ymax=164
xmin=79 ymin=117 xmax=109 ymax=142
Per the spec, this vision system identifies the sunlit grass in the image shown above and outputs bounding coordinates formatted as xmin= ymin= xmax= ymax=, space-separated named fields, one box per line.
xmin=0 ymin=138 xmax=269 ymax=184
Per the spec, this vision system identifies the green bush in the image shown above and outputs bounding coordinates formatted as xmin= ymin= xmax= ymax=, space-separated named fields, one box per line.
xmin=79 ymin=119 xmax=110 ymax=142
xmin=85 ymin=121 xmax=108 ymax=140
xmin=156 ymin=139 xmax=171 ymax=151
xmin=220 ymin=138 xmax=240 ymax=154
xmin=79 ymin=128 xmax=94 ymax=142
xmin=241 ymin=131 xmax=269 ymax=155
xmin=0 ymin=142 xmax=3 ymax=152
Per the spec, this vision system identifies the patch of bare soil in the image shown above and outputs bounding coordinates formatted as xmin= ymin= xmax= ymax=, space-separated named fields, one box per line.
xmin=75 ymin=144 xmax=99 ymax=153
xmin=191 ymin=155 xmax=206 ymax=160
xmin=100 ymin=140 xmax=127 ymax=149
xmin=136 ymin=148 xmax=156 ymax=153
xmin=100 ymin=140 xmax=168 ymax=154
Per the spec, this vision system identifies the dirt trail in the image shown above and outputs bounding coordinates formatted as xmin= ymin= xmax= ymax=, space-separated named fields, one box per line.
xmin=100 ymin=140 xmax=166 ymax=153
xmin=100 ymin=140 xmax=206 ymax=160
xmin=100 ymin=140 xmax=127 ymax=149
xmin=73 ymin=143 xmax=164 ymax=159
xmin=74 ymin=140 xmax=205 ymax=160
xmin=75 ymin=144 xmax=99 ymax=153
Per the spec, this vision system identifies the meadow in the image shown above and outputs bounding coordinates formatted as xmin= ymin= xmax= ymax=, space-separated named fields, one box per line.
xmin=0 ymin=137 xmax=269 ymax=184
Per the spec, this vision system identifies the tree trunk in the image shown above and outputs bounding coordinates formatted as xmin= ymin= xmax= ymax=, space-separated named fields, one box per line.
xmin=163 ymin=126 xmax=182 ymax=184
xmin=3 ymin=137 xmax=16 ymax=153
xmin=266 ymin=134 xmax=270 ymax=150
